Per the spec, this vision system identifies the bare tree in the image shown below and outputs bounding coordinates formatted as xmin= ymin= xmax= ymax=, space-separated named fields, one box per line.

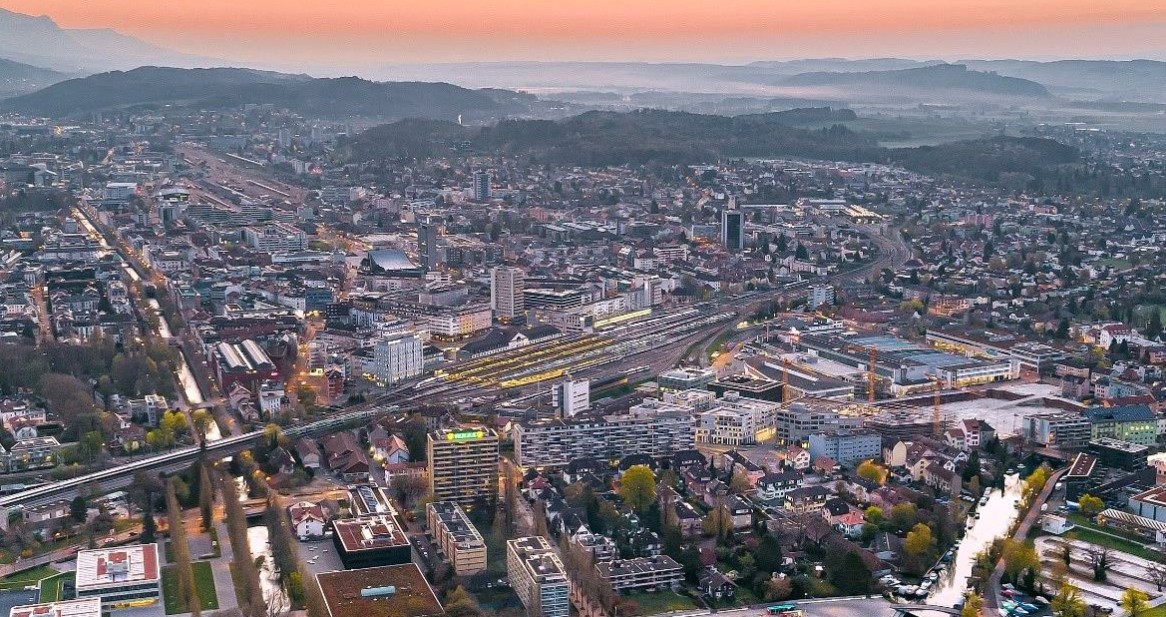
xmin=1084 ymin=545 xmax=1112 ymax=582
xmin=1147 ymin=563 xmax=1166 ymax=592
xmin=264 ymin=585 xmax=289 ymax=617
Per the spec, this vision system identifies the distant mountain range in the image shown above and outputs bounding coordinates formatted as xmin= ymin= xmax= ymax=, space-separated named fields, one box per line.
xmin=0 ymin=66 xmax=531 ymax=121
xmin=0 ymin=57 xmax=69 ymax=98
xmin=778 ymin=64 xmax=1051 ymax=98
xmin=0 ymin=7 xmax=221 ymax=73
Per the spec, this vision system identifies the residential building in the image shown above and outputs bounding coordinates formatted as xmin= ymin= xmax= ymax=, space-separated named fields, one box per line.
xmin=426 ymin=501 xmax=487 ymax=575
xmin=774 ymin=401 xmax=863 ymax=445
xmin=695 ymin=392 xmax=779 ymax=446
xmin=427 ymin=427 xmax=499 ymax=507
xmin=287 ymin=501 xmax=327 ymax=540
xmin=807 ymin=429 xmax=882 ymax=465
xmin=552 ymin=378 xmax=589 ymax=417
xmin=721 ymin=208 xmax=744 ymax=252
xmin=241 ymin=223 xmax=307 ymax=252
xmin=417 ymin=221 xmax=439 ymax=271
xmin=473 ymin=171 xmax=492 ymax=202
xmin=514 ymin=401 xmax=695 ymax=467
xmin=657 ymin=367 xmax=716 ymax=392
xmin=806 ymin=284 xmax=835 ymax=309
xmin=507 ymin=536 xmax=569 ymax=617
xmin=595 ymin=555 xmax=684 ymax=592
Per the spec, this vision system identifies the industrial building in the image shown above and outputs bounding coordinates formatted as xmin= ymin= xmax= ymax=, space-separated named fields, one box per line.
xmin=74 ymin=544 xmax=161 ymax=608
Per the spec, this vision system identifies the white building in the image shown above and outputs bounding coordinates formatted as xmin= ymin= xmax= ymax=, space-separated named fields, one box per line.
xmin=491 ymin=266 xmax=525 ymax=321
xmin=241 ymin=223 xmax=307 ymax=252
xmin=695 ymin=392 xmax=780 ymax=446
xmin=806 ymin=284 xmax=835 ymax=309
xmin=75 ymin=544 xmax=161 ymax=608
xmin=365 ymin=333 xmax=423 ymax=386
xmin=507 ymin=536 xmax=569 ymax=617
xmin=552 ymin=379 xmax=590 ymax=417
xmin=10 ymin=598 xmax=102 ymax=617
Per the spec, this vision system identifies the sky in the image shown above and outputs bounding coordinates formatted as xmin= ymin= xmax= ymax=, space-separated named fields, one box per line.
xmin=2 ymin=0 xmax=1164 ymax=66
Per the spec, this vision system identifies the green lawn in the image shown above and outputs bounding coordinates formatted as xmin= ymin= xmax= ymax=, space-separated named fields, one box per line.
xmin=620 ymin=591 xmax=699 ymax=615
xmin=1064 ymin=526 xmax=1162 ymax=562
xmin=37 ymin=572 xmax=74 ymax=602
xmin=0 ymin=565 xmax=58 ymax=591
xmin=161 ymin=561 xmax=219 ymax=614
xmin=1142 ymin=606 xmax=1166 ymax=617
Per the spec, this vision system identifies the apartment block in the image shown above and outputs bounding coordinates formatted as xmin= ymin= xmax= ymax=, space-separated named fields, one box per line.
xmin=507 ymin=536 xmax=569 ymax=617
xmin=427 ymin=427 xmax=499 ymax=507
xmin=426 ymin=501 xmax=487 ymax=575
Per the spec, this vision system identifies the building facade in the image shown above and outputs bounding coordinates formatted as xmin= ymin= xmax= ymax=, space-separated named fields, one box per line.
xmin=507 ymin=536 xmax=569 ymax=617
xmin=427 ymin=428 xmax=500 ymax=507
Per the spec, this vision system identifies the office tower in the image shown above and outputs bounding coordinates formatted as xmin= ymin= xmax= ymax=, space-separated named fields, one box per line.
xmin=721 ymin=205 xmax=744 ymax=252
xmin=418 ymin=220 xmax=439 ymax=271
xmin=507 ymin=537 xmax=569 ymax=617
xmin=473 ymin=171 xmax=491 ymax=201
xmin=490 ymin=266 xmax=525 ymax=321
xmin=366 ymin=333 xmax=423 ymax=386
xmin=426 ymin=427 xmax=499 ymax=507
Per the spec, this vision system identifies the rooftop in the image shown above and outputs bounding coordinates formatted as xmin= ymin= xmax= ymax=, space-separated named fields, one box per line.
xmin=9 ymin=599 xmax=102 ymax=617
xmin=75 ymin=543 xmax=160 ymax=589
xmin=333 ymin=515 xmax=409 ymax=553
xmin=316 ymin=564 xmax=444 ymax=617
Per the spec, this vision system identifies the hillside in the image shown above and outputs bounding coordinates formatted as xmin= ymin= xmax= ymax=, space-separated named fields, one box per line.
xmin=780 ymin=64 xmax=1051 ymax=98
xmin=342 ymin=109 xmax=1078 ymax=182
xmin=0 ymin=57 xmax=67 ymax=98
xmin=345 ymin=109 xmax=883 ymax=166
xmin=0 ymin=67 xmax=523 ymax=120
xmin=959 ymin=59 xmax=1166 ymax=102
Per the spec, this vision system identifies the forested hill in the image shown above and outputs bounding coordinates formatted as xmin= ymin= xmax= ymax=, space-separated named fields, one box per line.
xmin=341 ymin=108 xmax=1079 ymax=182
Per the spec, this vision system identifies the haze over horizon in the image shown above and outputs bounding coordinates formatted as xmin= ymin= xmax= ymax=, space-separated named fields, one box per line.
xmin=1 ymin=0 xmax=1164 ymax=69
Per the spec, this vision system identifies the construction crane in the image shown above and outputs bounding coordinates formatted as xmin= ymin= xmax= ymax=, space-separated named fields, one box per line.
xmin=932 ymin=376 xmax=944 ymax=440
xmin=867 ymin=346 xmax=878 ymax=404
xmin=782 ymin=357 xmax=791 ymax=403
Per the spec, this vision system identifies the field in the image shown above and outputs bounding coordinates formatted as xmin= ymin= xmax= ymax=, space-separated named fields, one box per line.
xmin=620 ymin=591 xmax=700 ymax=615
xmin=37 ymin=571 xmax=74 ymax=602
xmin=0 ymin=565 xmax=58 ymax=591
xmin=1066 ymin=514 xmax=1162 ymax=561
xmin=161 ymin=561 xmax=219 ymax=614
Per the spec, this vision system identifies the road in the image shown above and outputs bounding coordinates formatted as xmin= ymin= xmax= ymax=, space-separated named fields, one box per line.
xmin=984 ymin=466 xmax=1068 ymax=613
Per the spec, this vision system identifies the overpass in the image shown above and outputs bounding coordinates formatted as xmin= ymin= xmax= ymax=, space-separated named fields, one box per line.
xmin=891 ymin=605 xmax=961 ymax=616
xmin=0 ymin=404 xmax=399 ymax=528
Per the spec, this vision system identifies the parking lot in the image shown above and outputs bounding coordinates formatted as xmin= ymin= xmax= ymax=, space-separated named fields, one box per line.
xmin=299 ymin=538 xmax=344 ymax=575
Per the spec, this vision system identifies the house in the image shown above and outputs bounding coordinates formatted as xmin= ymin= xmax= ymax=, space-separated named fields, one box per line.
xmin=673 ymin=501 xmax=703 ymax=538
xmin=722 ymin=495 xmax=753 ymax=530
xmin=833 ymin=510 xmax=866 ymax=538
xmin=871 ymin=531 xmax=903 ymax=563
xmin=704 ymin=479 xmax=730 ymax=508
xmin=288 ymin=501 xmax=327 ymax=540
xmin=943 ymin=428 xmax=966 ymax=451
xmin=777 ymin=445 xmax=811 ymax=471
xmin=697 ymin=568 xmax=737 ymax=600
xmin=683 ymin=466 xmax=713 ymax=495
xmin=371 ymin=434 xmax=410 ymax=465
xmin=322 ymin=432 xmax=371 ymax=482
xmin=295 ymin=438 xmax=322 ymax=469
xmin=783 ymin=486 xmax=829 ymax=514
xmin=923 ymin=462 xmax=961 ymax=496
xmin=756 ymin=470 xmax=801 ymax=502
xmin=672 ymin=449 xmax=707 ymax=472
xmin=1041 ymin=514 xmax=1075 ymax=535
xmin=723 ymin=450 xmax=765 ymax=486
xmin=813 ymin=456 xmax=839 ymax=476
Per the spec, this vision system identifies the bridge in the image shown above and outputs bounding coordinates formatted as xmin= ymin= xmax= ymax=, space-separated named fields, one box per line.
xmin=891 ymin=605 xmax=961 ymax=616
xmin=0 ymin=404 xmax=399 ymax=528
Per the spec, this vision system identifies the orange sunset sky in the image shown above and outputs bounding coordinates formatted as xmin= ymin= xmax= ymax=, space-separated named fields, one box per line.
xmin=2 ymin=0 xmax=1164 ymax=65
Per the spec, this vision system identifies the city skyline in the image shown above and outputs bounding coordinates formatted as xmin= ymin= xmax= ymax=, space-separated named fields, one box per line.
xmin=1 ymin=0 xmax=1164 ymax=67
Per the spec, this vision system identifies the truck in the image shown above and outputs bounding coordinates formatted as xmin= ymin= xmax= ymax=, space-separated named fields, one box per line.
xmin=1040 ymin=503 xmax=1049 ymax=513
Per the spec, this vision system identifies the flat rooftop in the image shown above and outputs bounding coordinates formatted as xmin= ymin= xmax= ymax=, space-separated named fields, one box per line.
xmin=333 ymin=515 xmax=409 ymax=553
xmin=317 ymin=564 xmax=444 ymax=617
xmin=75 ymin=543 xmax=159 ymax=589
xmin=10 ymin=599 xmax=102 ymax=617
xmin=1131 ymin=484 xmax=1166 ymax=508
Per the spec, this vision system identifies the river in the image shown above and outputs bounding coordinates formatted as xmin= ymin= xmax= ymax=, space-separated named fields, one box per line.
xmin=927 ymin=472 xmax=1022 ymax=608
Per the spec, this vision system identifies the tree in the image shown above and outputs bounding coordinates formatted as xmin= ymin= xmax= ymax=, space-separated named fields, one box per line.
xmin=1085 ymin=545 xmax=1112 ymax=582
xmin=729 ymin=469 xmax=752 ymax=494
xmin=1077 ymin=494 xmax=1104 ymax=517
xmin=864 ymin=506 xmax=884 ymax=526
xmin=70 ymin=495 xmax=88 ymax=523
xmin=763 ymin=576 xmax=793 ymax=602
xmin=890 ymin=503 xmax=917 ymax=532
xmin=191 ymin=409 xmax=214 ymax=443
xmin=199 ymin=461 xmax=215 ymax=530
xmin=904 ymin=523 xmax=933 ymax=557
xmin=857 ymin=460 xmax=887 ymax=485
xmin=1001 ymin=539 xmax=1039 ymax=584
xmin=1051 ymin=583 xmax=1086 ymax=617
xmin=1147 ymin=309 xmax=1164 ymax=340
xmin=444 ymin=586 xmax=482 ymax=617
xmin=141 ymin=508 xmax=157 ymax=544
xmin=167 ymin=477 xmax=200 ymax=617
xmin=1120 ymin=589 xmax=1149 ymax=617
xmin=1147 ymin=563 xmax=1166 ymax=593
xmin=619 ymin=466 xmax=656 ymax=513
xmin=961 ymin=592 xmax=984 ymax=617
